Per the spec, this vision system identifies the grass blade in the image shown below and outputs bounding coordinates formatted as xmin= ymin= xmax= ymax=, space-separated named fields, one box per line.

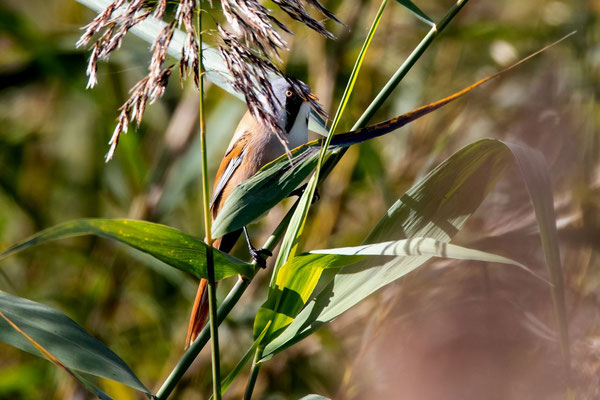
xmin=0 ymin=290 xmax=149 ymax=396
xmin=252 ymin=174 xmax=318 ymax=340
xmin=504 ymin=142 xmax=571 ymax=381
xmin=1 ymin=219 xmax=253 ymax=280
xmin=211 ymin=146 xmax=320 ymax=239
xmin=309 ymin=238 xmax=546 ymax=282
xmin=261 ymin=139 xmax=568 ymax=364
xmin=259 ymin=139 xmax=510 ymax=356
xmin=0 ymin=311 xmax=114 ymax=400
xmin=255 ymin=235 xmax=547 ymax=345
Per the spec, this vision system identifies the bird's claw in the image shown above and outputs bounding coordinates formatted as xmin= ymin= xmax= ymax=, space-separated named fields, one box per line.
xmin=312 ymin=188 xmax=320 ymax=204
xmin=249 ymin=246 xmax=272 ymax=269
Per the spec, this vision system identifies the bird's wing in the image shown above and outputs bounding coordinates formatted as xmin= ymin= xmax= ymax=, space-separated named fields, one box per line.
xmin=210 ymin=140 xmax=247 ymax=211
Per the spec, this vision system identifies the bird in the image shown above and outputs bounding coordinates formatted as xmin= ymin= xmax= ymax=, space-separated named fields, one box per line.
xmin=185 ymin=78 xmax=319 ymax=348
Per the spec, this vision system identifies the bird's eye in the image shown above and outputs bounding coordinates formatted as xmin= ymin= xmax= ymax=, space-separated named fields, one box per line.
xmin=285 ymin=90 xmax=293 ymax=98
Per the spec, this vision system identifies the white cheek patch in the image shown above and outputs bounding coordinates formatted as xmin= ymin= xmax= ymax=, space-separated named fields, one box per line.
xmin=287 ymin=102 xmax=310 ymax=149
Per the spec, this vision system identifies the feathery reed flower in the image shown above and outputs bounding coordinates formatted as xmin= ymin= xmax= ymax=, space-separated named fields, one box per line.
xmin=78 ymin=0 xmax=338 ymax=161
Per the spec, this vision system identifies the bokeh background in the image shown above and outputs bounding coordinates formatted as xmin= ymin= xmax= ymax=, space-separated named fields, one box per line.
xmin=0 ymin=0 xmax=598 ymax=398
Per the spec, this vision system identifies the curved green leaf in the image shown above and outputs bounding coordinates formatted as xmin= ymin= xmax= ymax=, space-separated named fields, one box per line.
xmin=0 ymin=290 xmax=149 ymax=395
xmin=1 ymin=219 xmax=253 ymax=280
xmin=254 ymin=235 xmax=544 ymax=343
xmin=309 ymin=238 xmax=544 ymax=281
xmin=212 ymin=146 xmax=321 ymax=239
xmin=257 ymin=139 xmax=510 ymax=350
xmin=261 ymin=139 xmax=567 ymax=363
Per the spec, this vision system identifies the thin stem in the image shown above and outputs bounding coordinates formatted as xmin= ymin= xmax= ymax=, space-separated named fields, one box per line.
xmin=317 ymin=0 xmax=389 ymax=167
xmin=197 ymin=3 xmax=221 ymax=399
xmin=206 ymin=249 xmax=221 ymax=399
xmin=155 ymin=2 xmax=469 ymax=397
xmin=243 ymin=347 xmax=263 ymax=400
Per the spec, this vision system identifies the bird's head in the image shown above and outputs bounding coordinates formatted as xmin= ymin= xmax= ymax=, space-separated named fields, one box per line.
xmin=271 ymin=78 xmax=318 ymax=134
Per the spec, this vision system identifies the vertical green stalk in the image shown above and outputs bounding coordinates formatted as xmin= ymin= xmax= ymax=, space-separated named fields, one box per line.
xmin=318 ymin=0 xmax=389 ymax=165
xmin=197 ymin=2 xmax=221 ymax=399
xmin=243 ymin=345 xmax=263 ymax=400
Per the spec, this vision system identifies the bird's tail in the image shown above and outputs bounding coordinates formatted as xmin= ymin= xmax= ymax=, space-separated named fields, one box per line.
xmin=185 ymin=278 xmax=210 ymax=348
xmin=185 ymin=231 xmax=240 ymax=348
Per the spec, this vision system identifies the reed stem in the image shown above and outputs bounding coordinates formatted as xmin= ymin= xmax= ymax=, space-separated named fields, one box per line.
xmin=197 ymin=3 xmax=221 ymax=399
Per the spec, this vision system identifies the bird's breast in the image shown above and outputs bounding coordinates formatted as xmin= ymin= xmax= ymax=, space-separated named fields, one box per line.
xmin=258 ymin=102 xmax=310 ymax=167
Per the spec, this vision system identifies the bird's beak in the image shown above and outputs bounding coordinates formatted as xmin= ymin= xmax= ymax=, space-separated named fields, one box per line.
xmin=308 ymin=92 xmax=319 ymax=101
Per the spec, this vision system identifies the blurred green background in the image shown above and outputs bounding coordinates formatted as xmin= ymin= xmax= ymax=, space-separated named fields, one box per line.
xmin=0 ymin=0 xmax=598 ymax=398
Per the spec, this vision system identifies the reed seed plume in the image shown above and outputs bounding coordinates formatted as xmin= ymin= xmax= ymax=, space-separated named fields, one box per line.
xmin=78 ymin=0 xmax=338 ymax=161
xmin=217 ymin=0 xmax=333 ymax=153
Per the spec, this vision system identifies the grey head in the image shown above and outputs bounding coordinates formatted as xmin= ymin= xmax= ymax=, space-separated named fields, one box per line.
xmin=271 ymin=78 xmax=312 ymax=133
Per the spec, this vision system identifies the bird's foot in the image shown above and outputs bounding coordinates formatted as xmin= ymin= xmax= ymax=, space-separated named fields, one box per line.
xmin=243 ymin=226 xmax=272 ymax=269
xmin=249 ymin=246 xmax=272 ymax=269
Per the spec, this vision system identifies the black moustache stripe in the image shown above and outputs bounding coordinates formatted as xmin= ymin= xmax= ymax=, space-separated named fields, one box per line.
xmin=284 ymin=94 xmax=303 ymax=133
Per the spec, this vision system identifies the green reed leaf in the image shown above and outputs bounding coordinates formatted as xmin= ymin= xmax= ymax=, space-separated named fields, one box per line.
xmin=260 ymin=139 xmax=568 ymax=365
xmin=1 ymin=219 xmax=253 ymax=280
xmin=0 ymin=290 xmax=149 ymax=396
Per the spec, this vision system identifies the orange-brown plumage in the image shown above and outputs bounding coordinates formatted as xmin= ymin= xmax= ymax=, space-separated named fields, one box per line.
xmin=185 ymin=112 xmax=276 ymax=348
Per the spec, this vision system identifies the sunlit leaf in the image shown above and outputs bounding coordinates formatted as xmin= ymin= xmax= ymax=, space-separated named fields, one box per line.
xmin=212 ymin=146 xmax=321 ymax=239
xmin=252 ymin=173 xmax=318 ymax=340
xmin=0 ymin=219 xmax=253 ymax=280
xmin=309 ymin=238 xmax=543 ymax=280
xmin=258 ymin=139 xmax=510 ymax=353
xmin=0 ymin=290 xmax=149 ymax=396
xmin=261 ymin=139 xmax=567 ymax=363
xmin=0 ymin=308 xmax=115 ymax=399
xmin=256 ymin=236 xmax=544 ymax=343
